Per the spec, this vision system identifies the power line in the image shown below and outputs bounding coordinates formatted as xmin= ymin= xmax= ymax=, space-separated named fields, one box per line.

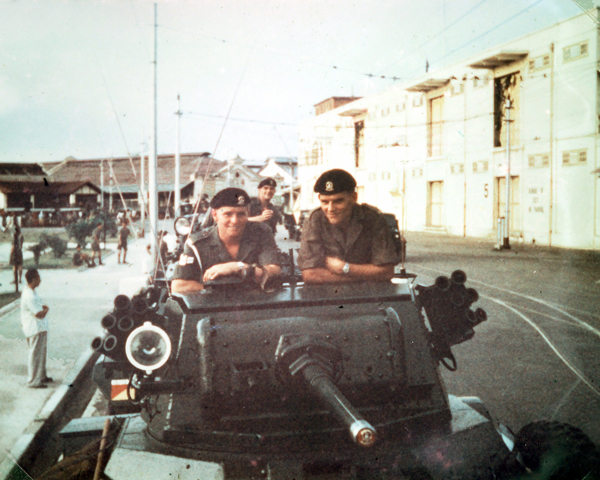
xmin=377 ymin=0 xmax=489 ymax=75
xmin=159 ymin=24 xmax=404 ymax=82
xmin=433 ymin=0 xmax=547 ymax=66
xmin=186 ymin=111 xmax=297 ymax=127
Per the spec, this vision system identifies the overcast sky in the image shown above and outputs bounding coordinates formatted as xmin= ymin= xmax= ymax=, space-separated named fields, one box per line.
xmin=0 ymin=0 xmax=587 ymax=164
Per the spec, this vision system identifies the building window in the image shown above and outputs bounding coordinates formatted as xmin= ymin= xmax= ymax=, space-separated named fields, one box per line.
xmin=562 ymin=149 xmax=587 ymax=166
xmin=450 ymin=164 xmax=464 ymax=175
xmin=494 ymin=72 xmax=520 ymax=148
xmin=355 ymin=121 xmax=365 ymax=168
xmin=428 ymin=95 xmax=444 ymax=157
xmin=396 ymin=102 xmax=406 ymax=112
xmin=528 ymin=153 xmax=550 ymax=168
xmin=413 ymin=96 xmax=423 ymax=108
xmin=563 ymin=41 xmax=589 ymax=63
xmin=369 ymin=173 xmax=376 ymax=181
xmin=427 ymin=181 xmax=443 ymax=227
xmin=472 ymin=160 xmax=488 ymax=173
xmin=529 ymin=54 xmax=551 ymax=72
xmin=451 ymin=83 xmax=464 ymax=96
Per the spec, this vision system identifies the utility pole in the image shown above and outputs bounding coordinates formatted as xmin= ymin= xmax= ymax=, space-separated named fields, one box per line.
xmin=149 ymin=3 xmax=159 ymax=259
xmin=503 ymin=99 xmax=512 ymax=250
xmin=100 ymin=160 xmax=104 ymax=209
xmin=140 ymin=138 xmax=145 ymax=232
xmin=175 ymin=94 xmax=182 ymax=214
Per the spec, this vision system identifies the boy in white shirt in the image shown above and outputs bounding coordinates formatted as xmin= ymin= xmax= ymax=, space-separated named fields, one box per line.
xmin=20 ymin=269 xmax=51 ymax=388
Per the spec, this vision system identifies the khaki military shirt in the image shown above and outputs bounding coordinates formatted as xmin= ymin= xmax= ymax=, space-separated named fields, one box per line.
xmin=297 ymin=204 xmax=399 ymax=270
xmin=172 ymin=222 xmax=281 ymax=282
xmin=249 ymin=198 xmax=281 ymax=235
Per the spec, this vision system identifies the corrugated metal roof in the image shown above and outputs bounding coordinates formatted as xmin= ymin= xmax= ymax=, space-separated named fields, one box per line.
xmin=42 ymin=153 xmax=225 ymax=188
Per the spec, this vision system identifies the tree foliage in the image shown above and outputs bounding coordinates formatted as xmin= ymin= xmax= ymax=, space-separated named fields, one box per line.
xmin=40 ymin=233 xmax=67 ymax=258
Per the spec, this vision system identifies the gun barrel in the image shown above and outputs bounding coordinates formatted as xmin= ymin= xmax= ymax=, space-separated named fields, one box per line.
xmin=301 ymin=363 xmax=376 ymax=447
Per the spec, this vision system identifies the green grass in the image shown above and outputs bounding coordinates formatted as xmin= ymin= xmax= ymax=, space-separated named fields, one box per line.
xmin=0 ymin=227 xmax=70 ymax=245
xmin=22 ymin=248 xmax=111 ymax=270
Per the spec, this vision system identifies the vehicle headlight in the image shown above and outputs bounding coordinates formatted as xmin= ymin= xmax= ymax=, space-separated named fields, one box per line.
xmin=174 ymin=216 xmax=191 ymax=236
xmin=125 ymin=322 xmax=172 ymax=374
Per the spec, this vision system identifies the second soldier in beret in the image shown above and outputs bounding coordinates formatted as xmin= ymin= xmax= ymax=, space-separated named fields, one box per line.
xmin=171 ymin=187 xmax=281 ymax=294
xmin=297 ymin=169 xmax=399 ymax=283
xmin=248 ymin=177 xmax=281 ymax=235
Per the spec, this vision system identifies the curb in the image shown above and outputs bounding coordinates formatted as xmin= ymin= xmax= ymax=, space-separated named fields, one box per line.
xmin=0 ymin=300 xmax=20 ymax=320
xmin=0 ymin=348 xmax=100 ymax=480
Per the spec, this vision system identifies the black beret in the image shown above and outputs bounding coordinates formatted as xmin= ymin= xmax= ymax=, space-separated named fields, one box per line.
xmin=210 ymin=187 xmax=251 ymax=209
xmin=258 ymin=177 xmax=277 ymax=189
xmin=314 ymin=169 xmax=357 ymax=194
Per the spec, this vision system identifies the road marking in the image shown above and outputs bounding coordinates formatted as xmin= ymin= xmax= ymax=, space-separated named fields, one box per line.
xmin=501 ymin=302 xmax=583 ymax=329
xmin=550 ymin=378 xmax=581 ymax=421
xmin=486 ymin=297 xmax=600 ymax=398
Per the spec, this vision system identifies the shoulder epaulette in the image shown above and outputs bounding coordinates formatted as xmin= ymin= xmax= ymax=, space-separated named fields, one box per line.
xmin=361 ymin=203 xmax=382 ymax=214
xmin=187 ymin=227 xmax=213 ymax=244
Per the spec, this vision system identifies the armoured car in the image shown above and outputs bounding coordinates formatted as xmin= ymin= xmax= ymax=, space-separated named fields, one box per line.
xmin=80 ymin=265 xmax=533 ymax=480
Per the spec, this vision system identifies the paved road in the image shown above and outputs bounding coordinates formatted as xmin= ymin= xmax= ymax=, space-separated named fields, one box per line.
xmin=2 ymin=224 xmax=599 ymax=470
xmin=403 ymin=232 xmax=600 ymax=444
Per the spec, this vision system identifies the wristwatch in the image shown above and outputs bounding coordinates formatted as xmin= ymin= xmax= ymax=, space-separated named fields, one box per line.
xmin=237 ymin=261 xmax=245 ymax=272
xmin=342 ymin=262 xmax=350 ymax=275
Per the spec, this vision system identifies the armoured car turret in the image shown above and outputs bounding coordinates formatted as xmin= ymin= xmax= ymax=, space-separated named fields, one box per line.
xmin=86 ymin=268 xmax=522 ymax=479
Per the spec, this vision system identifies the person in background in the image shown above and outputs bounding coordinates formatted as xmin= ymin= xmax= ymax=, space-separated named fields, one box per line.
xmin=117 ymin=219 xmax=131 ymax=264
xmin=248 ymin=177 xmax=281 ymax=235
xmin=10 ymin=225 xmax=24 ymax=292
xmin=72 ymin=245 xmax=95 ymax=268
xmin=147 ymin=230 xmax=170 ymax=269
xmin=21 ymin=269 xmax=52 ymax=389
xmin=297 ymin=169 xmax=399 ymax=284
xmin=90 ymin=223 xmax=104 ymax=266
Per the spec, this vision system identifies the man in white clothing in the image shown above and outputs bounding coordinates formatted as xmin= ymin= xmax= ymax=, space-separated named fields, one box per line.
xmin=21 ymin=269 xmax=51 ymax=388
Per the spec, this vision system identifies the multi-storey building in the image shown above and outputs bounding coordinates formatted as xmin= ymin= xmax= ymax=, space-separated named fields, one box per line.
xmin=298 ymin=9 xmax=600 ymax=250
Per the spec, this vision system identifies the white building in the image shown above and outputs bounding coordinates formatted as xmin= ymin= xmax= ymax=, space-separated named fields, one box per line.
xmin=298 ymin=9 xmax=600 ymax=250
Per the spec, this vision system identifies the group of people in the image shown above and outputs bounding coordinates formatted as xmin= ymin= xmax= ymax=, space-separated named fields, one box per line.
xmin=20 ymin=168 xmax=397 ymax=390
xmin=72 ymin=220 xmax=130 ymax=268
xmin=171 ymin=169 xmax=398 ymax=293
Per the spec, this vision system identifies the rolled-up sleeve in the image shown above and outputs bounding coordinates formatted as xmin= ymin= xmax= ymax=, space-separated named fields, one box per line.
xmin=297 ymin=213 xmax=325 ymax=270
xmin=172 ymin=241 xmax=203 ymax=281
xmin=370 ymin=216 xmax=400 ymax=266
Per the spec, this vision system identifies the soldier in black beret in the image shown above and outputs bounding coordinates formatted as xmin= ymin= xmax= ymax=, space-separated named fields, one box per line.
xmin=297 ymin=169 xmax=399 ymax=284
xmin=248 ymin=177 xmax=281 ymax=235
xmin=171 ymin=187 xmax=281 ymax=294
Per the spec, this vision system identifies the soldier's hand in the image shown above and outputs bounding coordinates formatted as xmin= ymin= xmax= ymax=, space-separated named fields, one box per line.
xmin=261 ymin=210 xmax=274 ymax=220
xmin=325 ymin=257 xmax=345 ymax=275
xmin=203 ymin=262 xmax=238 ymax=282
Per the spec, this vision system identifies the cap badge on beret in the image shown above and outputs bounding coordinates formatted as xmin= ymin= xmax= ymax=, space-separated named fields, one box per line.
xmin=237 ymin=196 xmax=245 ymax=205
xmin=325 ymin=181 xmax=334 ymax=192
